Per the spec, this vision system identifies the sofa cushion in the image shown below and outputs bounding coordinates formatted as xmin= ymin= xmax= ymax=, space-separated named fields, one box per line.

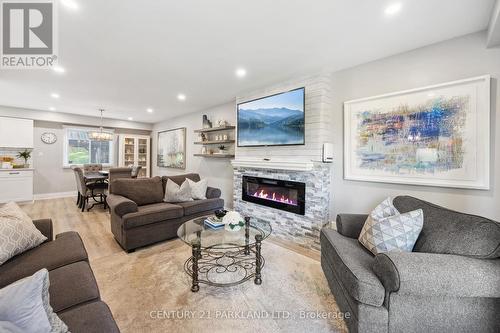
xmin=0 ymin=232 xmax=88 ymax=288
xmin=320 ymin=228 xmax=385 ymax=307
xmin=393 ymin=196 xmax=500 ymax=258
xmin=48 ymin=261 xmax=100 ymax=313
xmin=112 ymin=176 xmax=164 ymax=206
xmin=58 ymin=301 xmax=120 ymax=333
xmin=177 ymin=198 xmax=224 ymax=216
xmin=162 ymin=173 xmax=200 ymax=189
xmin=122 ymin=203 xmax=183 ymax=229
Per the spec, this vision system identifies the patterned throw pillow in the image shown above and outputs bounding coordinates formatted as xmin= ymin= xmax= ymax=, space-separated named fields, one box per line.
xmin=186 ymin=178 xmax=208 ymax=200
xmin=0 ymin=202 xmax=47 ymax=265
xmin=164 ymin=179 xmax=193 ymax=203
xmin=358 ymin=197 xmax=424 ymax=255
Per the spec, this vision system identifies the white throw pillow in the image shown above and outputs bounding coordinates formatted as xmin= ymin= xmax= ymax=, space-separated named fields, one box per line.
xmin=164 ymin=179 xmax=193 ymax=203
xmin=0 ymin=269 xmax=52 ymax=333
xmin=358 ymin=197 xmax=424 ymax=255
xmin=0 ymin=202 xmax=47 ymax=265
xmin=187 ymin=178 xmax=208 ymax=200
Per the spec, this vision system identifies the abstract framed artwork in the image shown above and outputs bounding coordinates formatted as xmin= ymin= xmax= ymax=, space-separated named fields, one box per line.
xmin=344 ymin=75 xmax=490 ymax=189
xmin=157 ymin=127 xmax=186 ymax=169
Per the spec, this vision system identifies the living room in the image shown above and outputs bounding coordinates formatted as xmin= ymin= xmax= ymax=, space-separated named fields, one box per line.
xmin=0 ymin=1 xmax=499 ymax=332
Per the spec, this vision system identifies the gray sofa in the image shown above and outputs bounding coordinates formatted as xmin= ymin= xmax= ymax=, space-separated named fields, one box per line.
xmin=106 ymin=173 xmax=224 ymax=252
xmin=0 ymin=219 xmax=119 ymax=333
xmin=321 ymin=196 xmax=500 ymax=333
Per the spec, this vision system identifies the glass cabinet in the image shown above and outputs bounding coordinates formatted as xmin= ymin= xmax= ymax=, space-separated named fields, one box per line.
xmin=118 ymin=135 xmax=151 ymax=177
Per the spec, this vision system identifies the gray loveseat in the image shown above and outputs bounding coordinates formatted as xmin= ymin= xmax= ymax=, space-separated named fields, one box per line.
xmin=321 ymin=196 xmax=500 ymax=333
xmin=106 ymin=173 xmax=224 ymax=252
xmin=0 ymin=219 xmax=119 ymax=333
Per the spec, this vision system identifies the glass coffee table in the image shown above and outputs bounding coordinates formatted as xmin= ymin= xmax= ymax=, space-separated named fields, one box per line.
xmin=177 ymin=215 xmax=272 ymax=292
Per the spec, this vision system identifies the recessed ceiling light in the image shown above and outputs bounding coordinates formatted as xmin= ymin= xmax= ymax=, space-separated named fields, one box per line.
xmin=49 ymin=107 xmax=56 ymax=111
xmin=52 ymin=65 xmax=65 ymax=74
xmin=127 ymin=117 xmax=133 ymax=121
xmin=235 ymin=68 xmax=247 ymax=78
xmin=384 ymin=3 xmax=402 ymax=16
xmin=50 ymin=93 xmax=60 ymax=99
xmin=177 ymin=94 xmax=186 ymax=101
xmin=61 ymin=0 xmax=79 ymax=10
xmin=147 ymin=108 xmax=153 ymax=113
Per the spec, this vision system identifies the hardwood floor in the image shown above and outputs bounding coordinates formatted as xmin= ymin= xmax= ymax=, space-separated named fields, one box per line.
xmin=20 ymin=196 xmax=122 ymax=261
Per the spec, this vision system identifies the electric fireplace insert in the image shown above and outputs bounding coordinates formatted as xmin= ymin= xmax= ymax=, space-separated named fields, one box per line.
xmin=242 ymin=176 xmax=305 ymax=215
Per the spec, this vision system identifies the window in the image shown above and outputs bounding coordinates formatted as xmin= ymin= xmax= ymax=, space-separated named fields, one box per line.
xmin=63 ymin=127 xmax=114 ymax=167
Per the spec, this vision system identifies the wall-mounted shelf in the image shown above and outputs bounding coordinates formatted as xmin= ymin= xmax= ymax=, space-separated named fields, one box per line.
xmin=194 ymin=140 xmax=235 ymax=145
xmin=194 ymin=126 xmax=235 ymax=133
xmin=194 ymin=154 xmax=235 ymax=158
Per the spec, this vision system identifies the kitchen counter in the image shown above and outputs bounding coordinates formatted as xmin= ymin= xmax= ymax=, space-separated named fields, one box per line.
xmin=0 ymin=168 xmax=34 ymax=171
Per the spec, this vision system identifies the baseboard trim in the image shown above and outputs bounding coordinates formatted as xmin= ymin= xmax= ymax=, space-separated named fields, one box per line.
xmin=34 ymin=191 xmax=77 ymax=200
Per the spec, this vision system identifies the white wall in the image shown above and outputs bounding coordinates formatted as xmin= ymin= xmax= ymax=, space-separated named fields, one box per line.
xmin=152 ymin=103 xmax=236 ymax=207
xmin=330 ymin=31 xmax=500 ymax=220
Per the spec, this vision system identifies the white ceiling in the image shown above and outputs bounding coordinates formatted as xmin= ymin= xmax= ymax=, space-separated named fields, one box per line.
xmin=0 ymin=0 xmax=495 ymax=123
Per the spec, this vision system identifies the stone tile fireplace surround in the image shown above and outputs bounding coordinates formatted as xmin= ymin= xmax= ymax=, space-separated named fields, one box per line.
xmin=233 ymin=161 xmax=331 ymax=251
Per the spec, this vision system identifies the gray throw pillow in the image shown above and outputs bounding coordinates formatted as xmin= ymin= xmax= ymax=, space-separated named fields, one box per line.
xmin=0 ymin=269 xmax=52 ymax=332
xmin=0 ymin=202 xmax=47 ymax=265
xmin=0 ymin=269 xmax=69 ymax=333
xmin=359 ymin=197 xmax=424 ymax=255
xmin=164 ymin=179 xmax=193 ymax=203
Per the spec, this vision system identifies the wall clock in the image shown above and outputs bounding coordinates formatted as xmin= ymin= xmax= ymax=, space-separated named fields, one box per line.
xmin=41 ymin=132 xmax=57 ymax=144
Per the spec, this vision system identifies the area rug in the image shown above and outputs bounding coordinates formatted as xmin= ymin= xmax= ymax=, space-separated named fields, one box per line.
xmin=91 ymin=239 xmax=348 ymax=333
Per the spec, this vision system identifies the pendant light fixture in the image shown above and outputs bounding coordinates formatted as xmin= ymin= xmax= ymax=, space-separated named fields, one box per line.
xmin=88 ymin=109 xmax=114 ymax=141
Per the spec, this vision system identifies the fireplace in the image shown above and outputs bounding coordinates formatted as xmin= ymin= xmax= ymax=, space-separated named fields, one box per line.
xmin=242 ymin=176 xmax=305 ymax=215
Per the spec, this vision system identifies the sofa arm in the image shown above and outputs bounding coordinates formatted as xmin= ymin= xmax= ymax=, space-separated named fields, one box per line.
xmin=335 ymin=214 xmax=368 ymax=239
xmin=33 ymin=219 xmax=53 ymax=241
xmin=373 ymin=252 xmax=500 ymax=298
xmin=206 ymin=186 xmax=221 ymax=199
xmin=106 ymin=194 xmax=138 ymax=217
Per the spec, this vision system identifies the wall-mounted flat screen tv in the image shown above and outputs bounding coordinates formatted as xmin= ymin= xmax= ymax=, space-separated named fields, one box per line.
xmin=237 ymin=87 xmax=305 ymax=147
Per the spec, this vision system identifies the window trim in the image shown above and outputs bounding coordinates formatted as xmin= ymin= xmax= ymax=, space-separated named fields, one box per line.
xmin=62 ymin=125 xmax=115 ymax=168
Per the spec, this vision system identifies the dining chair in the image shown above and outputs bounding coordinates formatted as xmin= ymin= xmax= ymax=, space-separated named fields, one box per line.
xmin=71 ymin=166 xmax=83 ymax=207
xmin=131 ymin=166 xmax=142 ymax=178
xmin=108 ymin=167 xmax=132 ymax=192
xmin=74 ymin=166 xmax=107 ymax=212
xmin=83 ymin=163 xmax=103 ymax=173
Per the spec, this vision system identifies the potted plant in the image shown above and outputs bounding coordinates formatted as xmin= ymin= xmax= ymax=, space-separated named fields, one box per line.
xmin=17 ymin=149 xmax=32 ymax=168
xmin=218 ymin=145 xmax=226 ymax=154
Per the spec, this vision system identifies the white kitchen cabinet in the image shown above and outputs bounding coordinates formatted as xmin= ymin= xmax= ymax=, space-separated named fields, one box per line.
xmin=118 ymin=135 xmax=150 ymax=177
xmin=0 ymin=169 xmax=34 ymax=203
xmin=0 ymin=117 xmax=34 ymax=148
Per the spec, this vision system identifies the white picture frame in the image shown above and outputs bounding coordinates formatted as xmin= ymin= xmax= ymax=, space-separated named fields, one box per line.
xmin=344 ymin=75 xmax=490 ymax=189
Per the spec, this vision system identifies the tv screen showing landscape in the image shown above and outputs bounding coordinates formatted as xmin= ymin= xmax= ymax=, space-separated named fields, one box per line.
xmin=237 ymin=87 xmax=305 ymax=147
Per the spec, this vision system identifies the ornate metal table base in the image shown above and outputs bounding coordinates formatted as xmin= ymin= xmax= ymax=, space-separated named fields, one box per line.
xmin=184 ymin=235 xmax=265 ymax=292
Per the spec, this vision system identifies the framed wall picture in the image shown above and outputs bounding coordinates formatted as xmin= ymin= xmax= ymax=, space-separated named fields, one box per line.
xmin=344 ymin=75 xmax=490 ymax=189
xmin=157 ymin=127 xmax=186 ymax=169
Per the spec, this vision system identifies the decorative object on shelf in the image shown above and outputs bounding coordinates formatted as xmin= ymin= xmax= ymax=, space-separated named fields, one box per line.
xmin=214 ymin=135 xmax=220 ymax=141
xmin=200 ymin=133 xmax=207 ymax=142
xmin=217 ymin=120 xmax=228 ymax=127
xmin=218 ymin=145 xmax=226 ymax=154
xmin=222 ymin=211 xmax=245 ymax=232
xmin=88 ymin=109 xmax=114 ymax=141
xmin=40 ymin=132 xmax=57 ymax=144
xmin=201 ymin=146 xmax=207 ymax=154
xmin=16 ymin=149 xmax=31 ymax=168
xmin=344 ymin=75 xmax=490 ymax=189
xmin=223 ymin=134 xmax=228 ymax=140
xmin=157 ymin=127 xmax=186 ymax=169
xmin=202 ymin=115 xmax=212 ymax=129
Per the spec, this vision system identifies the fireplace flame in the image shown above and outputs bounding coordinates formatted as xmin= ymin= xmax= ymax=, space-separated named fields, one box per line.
xmin=253 ymin=189 xmax=297 ymax=206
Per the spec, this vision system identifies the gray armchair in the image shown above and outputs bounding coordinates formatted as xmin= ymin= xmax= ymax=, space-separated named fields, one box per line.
xmin=321 ymin=196 xmax=500 ymax=333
